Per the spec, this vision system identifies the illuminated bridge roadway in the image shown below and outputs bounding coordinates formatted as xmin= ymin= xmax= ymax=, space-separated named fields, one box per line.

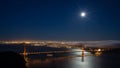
xmin=19 ymin=46 xmax=100 ymax=57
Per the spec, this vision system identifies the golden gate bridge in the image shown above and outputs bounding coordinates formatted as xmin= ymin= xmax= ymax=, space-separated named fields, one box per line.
xmin=20 ymin=44 xmax=95 ymax=57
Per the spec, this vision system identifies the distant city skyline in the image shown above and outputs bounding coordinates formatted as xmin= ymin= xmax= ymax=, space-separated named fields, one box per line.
xmin=0 ymin=40 xmax=120 ymax=48
xmin=0 ymin=0 xmax=120 ymax=41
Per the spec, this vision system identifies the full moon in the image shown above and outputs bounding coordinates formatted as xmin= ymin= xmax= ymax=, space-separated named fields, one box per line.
xmin=80 ymin=12 xmax=86 ymax=17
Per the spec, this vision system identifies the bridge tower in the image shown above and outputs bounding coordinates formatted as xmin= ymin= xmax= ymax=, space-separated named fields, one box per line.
xmin=81 ymin=45 xmax=85 ymax=56
xmin=81 ymin=44 xmax=85 ymax=62
xmin=23 ymin=43 xmax=27 ymax=58
xmin=23 ymin=43 xmax=29 ymax=63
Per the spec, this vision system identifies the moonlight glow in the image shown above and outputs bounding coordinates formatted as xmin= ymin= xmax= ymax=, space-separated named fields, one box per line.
xmin=80 ymin=12 xmax=86 ymax=17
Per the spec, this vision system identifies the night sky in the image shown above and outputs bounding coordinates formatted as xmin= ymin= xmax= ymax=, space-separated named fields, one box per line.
xmin=0 ymin=0 xmax=120 ymax=41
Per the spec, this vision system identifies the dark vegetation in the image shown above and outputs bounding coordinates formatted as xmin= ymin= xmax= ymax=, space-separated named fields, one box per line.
xmin=0 ymin=51 xmax=27 ymax=68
